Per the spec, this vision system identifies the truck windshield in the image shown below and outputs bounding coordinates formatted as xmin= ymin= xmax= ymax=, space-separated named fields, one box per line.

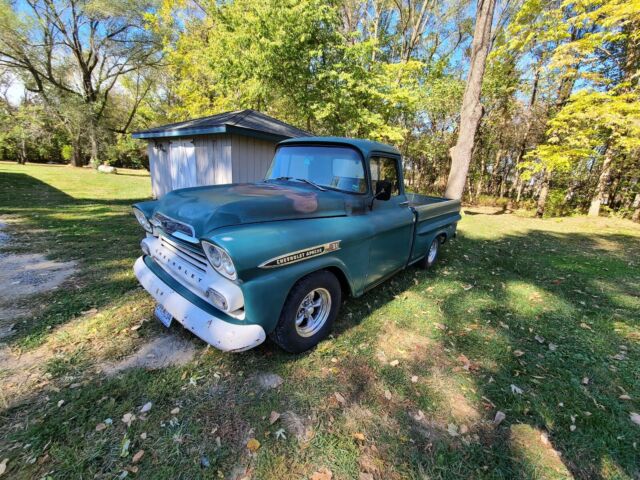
xmin=266 ymin=145 xmax=367 ymax=193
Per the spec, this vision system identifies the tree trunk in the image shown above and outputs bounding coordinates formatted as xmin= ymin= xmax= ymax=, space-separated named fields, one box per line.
xmin=18 ymin=136 xmax=27 ymax=164
xmin=516 ymin=177 xmax=525 ymax=203
xmin=69 ymin=136 xmax=83 ymax=167
xmin=588 ymin=150 xmax=613 ymax=217
xmin=536 ymin=171 xmax=551 ymax=218
xmin=89 ymin=119 xmax=99 ymax=167
xmin=475 ymin=154 xmax=486 ymax=202
xmin=444 ymin=0 xmax=496 ymax=200
xmin=632 ymin=193 xmax=640 ymax=222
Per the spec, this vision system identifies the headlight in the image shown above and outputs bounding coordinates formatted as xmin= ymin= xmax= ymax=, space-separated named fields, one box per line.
xmin=133 ymin=208 xmax=152 ymax=233
xmin=202 ymin=241 xmax=237 ymax=280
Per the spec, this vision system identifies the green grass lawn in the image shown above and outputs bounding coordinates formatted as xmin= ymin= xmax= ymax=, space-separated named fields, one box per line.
xmin=0 ymin=161 xmax=639 ymax=479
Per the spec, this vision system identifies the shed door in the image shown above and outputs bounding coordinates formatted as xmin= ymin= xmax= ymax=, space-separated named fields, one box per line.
xmin=169 ymin=140 xmax=197 ymax=191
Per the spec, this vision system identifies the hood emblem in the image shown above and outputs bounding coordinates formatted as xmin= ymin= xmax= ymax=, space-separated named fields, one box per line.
xmin=259 ymin=241 xmax=341 ymax=268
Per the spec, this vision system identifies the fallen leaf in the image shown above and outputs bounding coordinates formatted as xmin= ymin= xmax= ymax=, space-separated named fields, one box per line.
xmin=612 ymin=353 xmax=626 ymax=361
xmin=462 ymin=284 xmax=473 ymax=291
xmin=582 ymin=377 xmax=589 ymax=385
xmin=513 ymin=350 xmax=525 ymax=357
xmin=120 ymin=436 xmax=130 ymax=457
xmin=447 ymin=424 xmax=459 ymax=437
xmin=269 ymin=411 xmax=280 ymax=425
xmin=493 ymin=411 xmax=506 ymax=425
xmin=548 ymin=343 xmax=558 ymax=351
xmin=499 ymin=322 xmax=509 ymax=329
xmin=57 ymin=399 xmax=65 ymax=408
xmin=0 ymin=458 xmax=8 ymax=476
xmin=246 ymin=438 xmax=261 ymax=452
xmin=140 ymin=432 xmax=147 ymax=440
xmin=411 ymin=375 xmax=418 ymax=383
xmin=275 ymin=428 xmax=286 ymax=440
xmin=389 ymin=359 xmax=399 ymax=367
xmin=570 ymin=425 xmax=576 ymax=432
xmin=510 ymin=384 xmax=523 ymax=395
xmin=311 ymin=467 xmax=333 ymax=480
xmin=619 ymin=394 xmax=631 ymax=400
xmin=170 ymin=407 xmax=180 ymax=415
xmin=580 ymin=322 xmax=592 ymax=331
xmin=132 ymin=450 xmax=144 ymax=463
xmin=384 ymin=390 xmax=392 ymax=400
xmin=458 ymin=354 xmax=472 ymax=370
xmin=352 ymin=432 xmax=366 ymax=441
xmin=139 ymin=402 xmax=152 ymax=413
xmin=435 ymin=323 xmax=446 ymax=330
xmin=534 ymin=335 xmax=545 ymax=344
xmin=334 ymin=392 xmax=346 ymax=405
xmin=95 ymin=423 xmax=107 ymax=432
xmin=630 ymin=412 xmax=640 ymax=427
xmin=122 ymin=413 xmax=136 ymax=427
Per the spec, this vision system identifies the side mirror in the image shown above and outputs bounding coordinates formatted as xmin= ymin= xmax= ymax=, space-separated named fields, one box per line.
xmin=375 ymin=180 xmax=392 ymax=201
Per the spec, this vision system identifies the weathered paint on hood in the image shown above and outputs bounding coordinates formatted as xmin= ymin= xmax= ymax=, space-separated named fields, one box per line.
xmin=153 ymin=182 xmax=348 ymax=236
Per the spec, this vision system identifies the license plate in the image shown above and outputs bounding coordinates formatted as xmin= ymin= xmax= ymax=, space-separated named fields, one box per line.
xmin=154 ymin=304 xmax=173 ymax=328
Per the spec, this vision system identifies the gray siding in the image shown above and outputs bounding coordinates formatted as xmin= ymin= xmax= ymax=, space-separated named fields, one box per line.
xmin=148 ymin=141 xmax=171 ymax=198
xmin=147 ymin=134 xmax=276 ymax=198
xmin=230 ymin=135 xmax=276 ymax=183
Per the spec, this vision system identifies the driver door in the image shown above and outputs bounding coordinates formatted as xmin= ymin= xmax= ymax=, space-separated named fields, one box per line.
xmin=366 ymin=156 xmax=414 ymax=286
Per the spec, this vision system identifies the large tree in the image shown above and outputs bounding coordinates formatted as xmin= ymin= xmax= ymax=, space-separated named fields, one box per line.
xmin=444 ymin=0 xmax=497 ymax=200
xmin=0 ymin=0 xmax=161 ymax=166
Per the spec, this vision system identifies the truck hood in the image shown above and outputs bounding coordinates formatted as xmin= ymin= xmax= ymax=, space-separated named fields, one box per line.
xmin=153 ymin=182 xmax=348 ymax=236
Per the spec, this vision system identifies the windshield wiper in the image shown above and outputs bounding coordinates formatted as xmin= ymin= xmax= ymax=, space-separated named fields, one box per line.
xmin=294 ymin=178 xmax=326 ymax=191
xmin=268 ymin=177 xmax=326 ymax=191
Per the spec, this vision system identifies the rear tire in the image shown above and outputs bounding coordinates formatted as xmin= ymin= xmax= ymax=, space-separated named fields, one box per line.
xmin=270 ymin=270 xmax=341 ymax=353
xmin=417 ymin=237 xmax=441 ymax=269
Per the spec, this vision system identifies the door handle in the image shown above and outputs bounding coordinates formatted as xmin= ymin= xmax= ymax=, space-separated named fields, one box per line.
xmin=399 ymin=201 xmax=410 ymax=207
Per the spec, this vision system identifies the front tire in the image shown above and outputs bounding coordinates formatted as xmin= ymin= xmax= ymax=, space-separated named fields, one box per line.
xmin=270 ymin=270 xmax=341 ymax=353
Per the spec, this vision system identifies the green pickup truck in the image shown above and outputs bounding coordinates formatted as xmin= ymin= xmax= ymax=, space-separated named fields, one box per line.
xmin=133 ymin=137 xmax=461 ymax=353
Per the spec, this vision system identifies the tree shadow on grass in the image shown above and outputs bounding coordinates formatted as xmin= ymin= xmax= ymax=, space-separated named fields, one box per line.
xmin=1 ymin=173 xmax=639 ymax=478
xmin=1 ymin=172 xmax=150 ymax=346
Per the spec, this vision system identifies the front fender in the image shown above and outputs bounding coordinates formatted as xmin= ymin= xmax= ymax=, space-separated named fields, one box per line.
xmin=133 ymin=200 xmax=158 ymax=218
xmin=204 ymin=217 xmax=373 ymax=333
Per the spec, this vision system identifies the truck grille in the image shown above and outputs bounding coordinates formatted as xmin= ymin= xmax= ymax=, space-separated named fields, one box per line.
xmin=159 ymin=235 xmax=208 ymax=273
xmin=152 ymin=213 xmax=195 ymax=238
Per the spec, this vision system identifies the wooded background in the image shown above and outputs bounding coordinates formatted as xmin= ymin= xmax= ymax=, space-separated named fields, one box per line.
xmin=1 ymin=0 xmax=639 ymax=220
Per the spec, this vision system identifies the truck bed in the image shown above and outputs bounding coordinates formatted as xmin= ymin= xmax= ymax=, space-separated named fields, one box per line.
xmin=405 ymin=193 xmax=462 ymax=264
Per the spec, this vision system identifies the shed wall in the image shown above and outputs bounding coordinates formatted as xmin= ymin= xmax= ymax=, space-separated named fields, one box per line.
xmin=230 ymin=134 xmax=276 ymax=183
xmin=147 ymin=134 xmax=277 ymax=198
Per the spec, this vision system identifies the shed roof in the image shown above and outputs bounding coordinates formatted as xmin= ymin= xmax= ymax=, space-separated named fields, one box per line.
xmin=278 ymin=136 xmax=401 ymax=158
xmin=132 ymin=109 xmax=310 ymax=141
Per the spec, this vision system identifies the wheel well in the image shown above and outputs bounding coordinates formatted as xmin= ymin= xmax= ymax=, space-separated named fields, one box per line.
xmin=324 ymin=266 xmax=352 ymax=298
xmin=437 ymin=232 xmax=447 ymax=244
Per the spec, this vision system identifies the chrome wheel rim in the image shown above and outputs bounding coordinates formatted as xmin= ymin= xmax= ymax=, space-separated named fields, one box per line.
xmin=427 ymin=239 xmax=438 ymax=264
xmin=295 ymin=288 xmax=331 ymax=337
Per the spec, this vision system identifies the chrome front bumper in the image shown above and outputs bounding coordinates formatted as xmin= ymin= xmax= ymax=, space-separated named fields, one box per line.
xmin=134 ymin=256 xmax=266 ymax=352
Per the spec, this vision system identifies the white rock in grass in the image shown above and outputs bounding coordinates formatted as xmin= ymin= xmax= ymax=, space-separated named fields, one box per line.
xmin=139 ymin=402 xmax=153 ymax=413
xmin=510 ymin=384 xmax=523 ymax=395
xmin=493 ymin=411 xmax=506 ymax=425
xmin=630 ymin=412 xmax=640 ymax=427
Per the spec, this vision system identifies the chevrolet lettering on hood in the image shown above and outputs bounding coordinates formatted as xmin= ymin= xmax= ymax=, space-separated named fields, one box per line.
xmin=260 ymin=241 xmax=341 ymax=268
xmin=132 ymin=136 xmax=461 ymax=354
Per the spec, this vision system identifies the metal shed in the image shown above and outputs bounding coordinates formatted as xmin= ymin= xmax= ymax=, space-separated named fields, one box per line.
xmin=132 ymin=109 xmax=309 ymax=198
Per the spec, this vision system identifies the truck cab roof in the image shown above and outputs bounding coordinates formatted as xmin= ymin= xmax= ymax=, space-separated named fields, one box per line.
xmin=278 ymin=136 xmax=401 ymax=159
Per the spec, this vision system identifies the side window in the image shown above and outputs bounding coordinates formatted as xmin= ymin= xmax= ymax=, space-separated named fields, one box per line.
xmin=370 ymin=156 xmax=401 ymax=196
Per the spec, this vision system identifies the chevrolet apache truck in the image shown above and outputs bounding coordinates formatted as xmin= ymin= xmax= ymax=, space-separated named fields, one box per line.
xmin=132 ymin=137 xmax=461 ymax=353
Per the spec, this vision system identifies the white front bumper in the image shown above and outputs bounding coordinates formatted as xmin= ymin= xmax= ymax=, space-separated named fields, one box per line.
xmin=134 ymin=256 xmax=266 ymax=352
